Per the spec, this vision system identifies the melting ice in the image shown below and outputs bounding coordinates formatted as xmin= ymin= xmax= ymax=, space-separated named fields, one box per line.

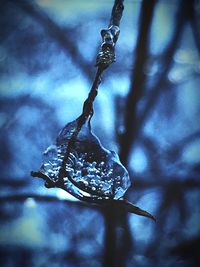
xmin=40 ymin=119 xmax=131 ymax=200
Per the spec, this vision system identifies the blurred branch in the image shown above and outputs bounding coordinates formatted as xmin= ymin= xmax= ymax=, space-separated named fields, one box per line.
xmin=0 ymin=178 xmax=28 ymax=187
xmin=0 ymin=95 xmax=57 ymax=130
xmin=1 ymin=176 xmax=199 ymax=214
xmin=171 ymin=236 xmax=200 ymax=264
xmin=0 ymin=193 xmax=97 ymax=210
xmin=135 ymin=0 xmax=192 ymax=140
xmin=132 ymin=178 xmax=200 ymax=189
xmin=115 ymin=2 xmax=157 ymax=266
xmin=103 ymin=206 xmax=132 ymax=267
xmin=8 ymin=0 xmax=94 ymax=81
xmin=190 ymin=0 xmax=200 ymax=53
xmin=119 ymin=0 xmax=193 ymax=166
xmin=139 ymin=130 xmax=200 ymax=177
xmin=119 ymin=0 xmax=156 ymax=166
xmin=166 ymin=130 xmax=200 ymax=160
xmin=3 ymin=0 xmax=95 ymax=132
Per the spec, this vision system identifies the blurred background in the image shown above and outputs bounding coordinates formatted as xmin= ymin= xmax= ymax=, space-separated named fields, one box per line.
xmin=0 ymin=0 xmax=200 ymax=266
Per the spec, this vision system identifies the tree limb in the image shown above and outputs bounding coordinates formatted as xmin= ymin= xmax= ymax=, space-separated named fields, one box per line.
xmin=119 ymin=0 xmax=156 ymax=166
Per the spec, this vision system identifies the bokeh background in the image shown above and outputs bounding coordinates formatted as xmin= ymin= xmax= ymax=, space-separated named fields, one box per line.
xmin=0 ymin=0 xmax=200 ymax=266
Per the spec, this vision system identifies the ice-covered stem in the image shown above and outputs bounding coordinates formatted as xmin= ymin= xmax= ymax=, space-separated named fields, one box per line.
xmin=81 ymin=0 xmax=124 ymax=121
xmin=57 ymin=0 xmax=125 ymax=183
xmin=96 ymin=0 xmax=124 ymax=69
xmin=31 ymin=0 xmax=126 ymax=197
xmin=109 ymin=0 xmax=124 ymax=26
xmin=56 ymin=68 xmax=103 ymax=188
xmin=81 ymin=68 xmax=103 ymax=122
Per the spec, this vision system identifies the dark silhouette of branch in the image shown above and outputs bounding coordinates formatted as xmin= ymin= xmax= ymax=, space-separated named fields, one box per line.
xmin=144 ymin=179 xmax=200 ymax=258
xmin=105 ymin=2 xmax=157 ymax=267
xmin=119 ymin=0 xmax=193 ymax=166
xmin=103 ymin=206 xmax=131 ymax=267
xmin=171 ymin=236 xmax=200 ymax=266
xmin=137 ymin=0 xmax=193 ymax=135
xmin=156 ymin=180 xmax=192 ymax=223
xmin=190 ymin=0 xmax=200 ymax=54
xmin=0 ymin=178 xmax=28 ymax=187
xmin=119 ymin=0 xmax=156 ymax=166
xmin=166 ymin=130 xmax=200 ymax=161
xmin=2 ymin=0 xmax=95 ymax=132
xmin=8 ymin=0 xmax=94 ymax=81
xmin=103 ymin=207 xmax=117 ymax=267
xmin=1 ymin=1 xmax=199 ymax=267
xmin=132 ymin=178 xmax=200 ymax=190
xmin=138 ymin=130 xmax=200 ymax=179
xmin=0 ymin=193 xmax=97 ymax=210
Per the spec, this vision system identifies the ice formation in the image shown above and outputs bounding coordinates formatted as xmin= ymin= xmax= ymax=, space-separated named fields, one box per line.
xmin=39 ymin=119 xmax=131 ymax=200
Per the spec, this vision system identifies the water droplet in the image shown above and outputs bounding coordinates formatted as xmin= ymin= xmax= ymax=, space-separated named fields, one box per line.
xmin=99 ymin=161 xmax=105 ymax=167
xmin=83 ymin=181 xmax=89 ymax=186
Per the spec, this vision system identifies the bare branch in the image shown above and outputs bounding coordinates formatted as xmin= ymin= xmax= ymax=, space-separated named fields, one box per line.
xmin=137 ymin=0 xmax=195 ymax=132
xmin=8 ymin=0 xmax=94 ymax=81
xmin=119 ymin=0 xmax=156 ymax=165
xmin=119 ymin=0 xmax=193 ymax=166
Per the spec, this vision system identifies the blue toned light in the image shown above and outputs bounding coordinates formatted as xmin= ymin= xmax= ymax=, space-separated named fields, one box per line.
xmin=182 ymin=140 xmax=200 ymax=164
xmin=150 ymin=1 xmax=178 ymax=55
xmin=129 ymin=146 xmax=148 ymax=173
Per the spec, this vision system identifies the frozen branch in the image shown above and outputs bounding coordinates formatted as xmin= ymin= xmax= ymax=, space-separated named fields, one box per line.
xmin=30 ymin=0 xmax=154 ymax=222
xmin=31 ymin=0 xmax=125 ymax=195
xmin=96 ymin=0 xmax=124 ymax=69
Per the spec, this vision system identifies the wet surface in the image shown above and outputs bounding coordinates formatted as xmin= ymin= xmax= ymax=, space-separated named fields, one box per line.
xmin=40 ymin=120 xmax=131 ymax=200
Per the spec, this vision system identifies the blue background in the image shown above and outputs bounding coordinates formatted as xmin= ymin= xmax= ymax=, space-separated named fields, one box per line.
xmin=0 ymin=0 xmax=200 ymax=266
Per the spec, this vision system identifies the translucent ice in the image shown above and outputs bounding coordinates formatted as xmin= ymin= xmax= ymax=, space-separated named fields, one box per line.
xmin=39 ymin=119 xmax=131 ymax=200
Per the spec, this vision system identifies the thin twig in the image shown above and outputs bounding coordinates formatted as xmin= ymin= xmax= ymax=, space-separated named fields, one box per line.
xmin=31 ymin=0 xmax=125 ymax=200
